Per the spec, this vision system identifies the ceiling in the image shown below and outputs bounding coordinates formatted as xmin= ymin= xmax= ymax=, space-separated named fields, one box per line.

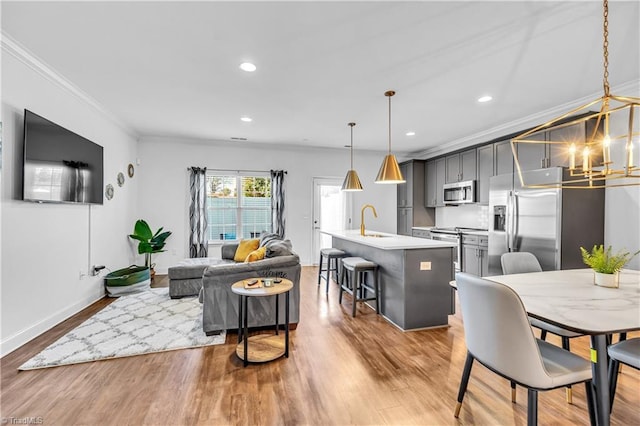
xmin=2 ymin=1 xmax=639 ymax=156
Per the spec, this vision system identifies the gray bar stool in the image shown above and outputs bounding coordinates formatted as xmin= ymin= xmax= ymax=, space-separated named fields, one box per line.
xmin=339 ymin=257 xmax=379 ymax=317
xmin=317 ymin=248 xmax=347 ymax=293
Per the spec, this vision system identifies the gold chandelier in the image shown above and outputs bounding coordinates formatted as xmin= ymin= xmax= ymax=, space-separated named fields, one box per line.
xmin=341 ymin=122 xmax=364 ymax=191
xmin=511 ymin=0 xmax=639 ymax=188
xmin=375 ymin=90 xmax=406 ymax=184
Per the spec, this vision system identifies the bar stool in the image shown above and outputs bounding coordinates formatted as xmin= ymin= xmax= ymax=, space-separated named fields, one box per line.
xmin=317 ymin=248 xmax=347 ymax=293
xmin=339 ymin=257 xmax=379 ymax=317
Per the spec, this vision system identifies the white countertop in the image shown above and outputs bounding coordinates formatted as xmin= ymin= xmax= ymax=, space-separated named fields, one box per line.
xmin=411 ymin=226 xmax=434 ymax=231
xmin=322 ymin=230 xmax=458 ymax=250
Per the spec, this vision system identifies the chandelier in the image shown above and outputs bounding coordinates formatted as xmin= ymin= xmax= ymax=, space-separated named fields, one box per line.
xmin=511 ymin=0 xmax=639 ymax=188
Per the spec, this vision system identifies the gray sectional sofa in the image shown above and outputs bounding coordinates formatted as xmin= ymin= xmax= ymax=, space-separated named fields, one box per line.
xmin=168 ymin=233 xmax=301 ymax=335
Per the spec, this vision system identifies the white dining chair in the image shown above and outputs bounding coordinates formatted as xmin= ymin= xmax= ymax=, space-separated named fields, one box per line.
xmin=607 ymin=337 xmax=640 ymax=412
xmin=454 ymin=272 xmax=596 ymax=426
xmin=500 ymin=251 xmax=583 ymax=403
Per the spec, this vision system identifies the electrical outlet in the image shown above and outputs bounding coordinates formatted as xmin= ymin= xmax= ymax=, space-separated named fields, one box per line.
xmin=79 ymin=270 xmax=85 ymax=280
xmin=420 ymin=261 xmax=432 ymax=271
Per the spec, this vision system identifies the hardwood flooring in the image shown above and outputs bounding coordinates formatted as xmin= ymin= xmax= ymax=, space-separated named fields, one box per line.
xmin=1 ymin=267 xmax=638 ymax=425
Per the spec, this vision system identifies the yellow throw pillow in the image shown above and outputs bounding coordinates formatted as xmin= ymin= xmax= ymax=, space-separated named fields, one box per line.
xmin=234 ymin=239 xmax=260 ymax=262
xmin=245 ymin=246 xmax=267 ymax=263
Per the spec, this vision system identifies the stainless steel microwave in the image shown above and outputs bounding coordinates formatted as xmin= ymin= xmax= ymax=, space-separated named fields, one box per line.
xmin=443 ymin=180 xmax=476 ymax=205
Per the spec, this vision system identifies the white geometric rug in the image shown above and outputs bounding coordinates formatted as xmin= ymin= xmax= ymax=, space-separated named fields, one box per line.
xmin=19 ymin=288 xmax=226 ymax=370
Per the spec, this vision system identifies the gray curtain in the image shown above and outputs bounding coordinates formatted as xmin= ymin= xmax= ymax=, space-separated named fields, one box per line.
xmin=271 ymin=170 xmax=286 ymax=237
xmin=189 ymin=167 xmax=208 ymax=258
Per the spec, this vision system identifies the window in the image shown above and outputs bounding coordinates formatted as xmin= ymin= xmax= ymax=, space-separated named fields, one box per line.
xmin=206 ymin=172 xmax=272 ymax=242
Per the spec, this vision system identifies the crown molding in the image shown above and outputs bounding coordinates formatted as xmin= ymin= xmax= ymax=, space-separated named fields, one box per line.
xmin=1 ymin=31 xmax=139 ymax=139
xmin=411 ymin=79 xmax=640 ymax=159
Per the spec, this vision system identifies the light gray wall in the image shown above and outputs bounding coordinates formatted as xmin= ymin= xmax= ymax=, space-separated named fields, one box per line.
xmin=1 ymin=48 xmax=139 ymax=355
xmin=136 ymin=137 xmax=397 ymax=270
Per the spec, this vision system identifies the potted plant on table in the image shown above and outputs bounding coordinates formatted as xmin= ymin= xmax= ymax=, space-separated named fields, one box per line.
xmin=128 ymin=219 xmax=172 ymax=280
xmin=580 ymin=245 xmax=640 ymax=288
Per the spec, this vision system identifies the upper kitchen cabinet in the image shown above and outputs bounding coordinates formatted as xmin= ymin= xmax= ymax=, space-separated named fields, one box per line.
xmin=397 ymin=160 xmax=434 ymax=235
xmin=425 ymin=158 xmax=446 ymax=208
xmin=515 ymin=119 xmax=604 ymax=172
xmin=397 ymin=161 xmax=413 ymax=207
xmin=476 ymin=144 xmax=494 ymax=204
xmin=494 ymin=139 xmax=514 ymax=176
xmin=445 ymin=148 xmax=477 ymax=183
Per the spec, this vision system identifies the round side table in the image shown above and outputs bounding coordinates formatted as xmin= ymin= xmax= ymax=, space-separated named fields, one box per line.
xmin=231 ymin=278 xmax=293 ymax=367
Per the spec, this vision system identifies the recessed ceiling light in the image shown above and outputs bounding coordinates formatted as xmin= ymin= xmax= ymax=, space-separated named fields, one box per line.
xmin=240 ymin=116 xmax=252 ymax=122
xmin=239 ymin=62 xmax=257 ymax=72
xmin=477 ymin=95 xmax=493 ymax=103
xmin=406 ymin=131 xmax=416 ymax=136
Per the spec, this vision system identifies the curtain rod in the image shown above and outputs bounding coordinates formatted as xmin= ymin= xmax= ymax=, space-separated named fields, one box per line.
xmin=187 ymin=167 xmax=287 ymax=174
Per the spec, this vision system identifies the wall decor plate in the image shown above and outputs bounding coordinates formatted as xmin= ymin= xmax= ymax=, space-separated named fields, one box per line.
xmin=105 ymin=184 xmax=114 ymax=200
xmin=117 ymin=172 xmax=125 ymax=187
xmin=127 ymin=163 xmax=135 ymax=178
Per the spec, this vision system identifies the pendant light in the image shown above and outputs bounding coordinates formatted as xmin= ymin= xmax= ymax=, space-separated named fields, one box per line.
xmin=375 ymin=90 xmax=406 ymax=184
xmin=341 ymin=122 xmax=364 ymax=191
xmin=511 ymin=0 xmax=639 ymax=188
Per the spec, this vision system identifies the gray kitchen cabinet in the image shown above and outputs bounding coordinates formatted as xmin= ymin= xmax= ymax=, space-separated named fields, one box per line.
xmin=411 ymin=228 xmax=431 ymax=238
xmin=425 ymin=158 xmax=446 ymax=207
xmin=397 ymin=161 xmax=413 ymax=207
xmin=517 ymin=119 xmax=604 ymax=172
xmin=397 ymin=160 xmax=434 ymax=235
xmin=397 ymin=207 xmax=413 ymax=236
xmin=460 ymin=234 xmax=488 ymax=276
xmin=494 ymin=139 xmax=514 ymax=176
xmin=445 ymin=148 xmax=477 ymax=183
xmin=476 ymin=144 xmax=494 ymax=204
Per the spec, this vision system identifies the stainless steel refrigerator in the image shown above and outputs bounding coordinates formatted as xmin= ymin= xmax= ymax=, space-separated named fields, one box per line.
xmin=488 ymin=167 xmax=605 ymax=276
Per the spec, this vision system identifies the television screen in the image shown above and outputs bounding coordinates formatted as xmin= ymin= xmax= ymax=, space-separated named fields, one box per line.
xmin=23 ymin=110 xmax=104 ymax=204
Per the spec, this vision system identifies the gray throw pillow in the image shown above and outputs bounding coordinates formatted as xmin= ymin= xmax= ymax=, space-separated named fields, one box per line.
xmin=266 ymin=239 xmax=293 ymax=257
xmin=259 ymin=232 xmax=281 ymax=248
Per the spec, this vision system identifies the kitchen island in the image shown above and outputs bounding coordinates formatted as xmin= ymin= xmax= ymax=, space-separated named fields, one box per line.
xmin=323 ymin=230 xmax=457 ymax=330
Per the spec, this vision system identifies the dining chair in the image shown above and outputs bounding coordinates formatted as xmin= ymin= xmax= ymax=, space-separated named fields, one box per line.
xmin=500 ymin=252 xmax=583 ymax=403
xmin=607 ymin=337 xmax=640 ymax=412
xmin=454 ymin=272 xmax=595 ymax=426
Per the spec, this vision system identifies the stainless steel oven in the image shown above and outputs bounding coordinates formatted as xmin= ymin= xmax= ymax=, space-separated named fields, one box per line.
xmin=429 ymin=228 xmax=461 ymax=272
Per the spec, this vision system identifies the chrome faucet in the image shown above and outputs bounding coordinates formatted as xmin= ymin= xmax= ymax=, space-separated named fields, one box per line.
xmin=360 ymin=204 xmax=378 ymax=236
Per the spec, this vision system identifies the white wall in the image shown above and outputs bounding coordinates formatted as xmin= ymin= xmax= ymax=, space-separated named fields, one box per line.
xmin=137 ymin=137 xmax=397 ymax=270
xmin=0 ymin=47 xmax=139 ymax=355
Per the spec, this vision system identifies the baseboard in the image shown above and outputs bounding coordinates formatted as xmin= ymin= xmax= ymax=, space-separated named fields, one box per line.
xmin=0 ymin=291 xmax=105 ymax=357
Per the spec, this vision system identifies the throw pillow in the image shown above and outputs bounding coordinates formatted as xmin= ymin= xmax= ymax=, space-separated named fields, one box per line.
xmin=259 ymin=232 xmax=281 ymax=248
xmin=234 ymin=239 xmax=260 ymax=262
xmin=245 ymin=246 xmax=267 ymax=263
xmin=266 ymin=239 xmax=293 ymax=257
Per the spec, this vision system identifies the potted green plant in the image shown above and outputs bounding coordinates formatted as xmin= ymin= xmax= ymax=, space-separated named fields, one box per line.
xmin=580 ymin=245 xmax=640 ymax=288
xmin=128 ymin=219 xmax=172 ymax=279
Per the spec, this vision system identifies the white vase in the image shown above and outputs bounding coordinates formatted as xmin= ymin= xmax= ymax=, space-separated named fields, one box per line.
xmin=594 ymin=271 xmax=619 ymax=288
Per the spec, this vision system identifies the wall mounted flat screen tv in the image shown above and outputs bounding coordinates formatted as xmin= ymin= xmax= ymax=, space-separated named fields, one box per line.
xmin=23 ymin=109 xmax=104 ymax=204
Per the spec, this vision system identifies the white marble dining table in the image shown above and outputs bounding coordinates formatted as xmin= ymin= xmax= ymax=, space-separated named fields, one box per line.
xmin=485 ymin=268 xmax=640 ymax=426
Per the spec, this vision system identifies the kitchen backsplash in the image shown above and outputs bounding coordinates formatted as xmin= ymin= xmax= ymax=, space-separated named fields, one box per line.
xmin=435 ymin=204 xmax=489 ymax=229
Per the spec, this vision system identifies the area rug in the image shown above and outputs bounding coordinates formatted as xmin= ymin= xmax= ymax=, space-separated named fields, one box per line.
xmin=19 ymin=288 xmax=226 ymax=370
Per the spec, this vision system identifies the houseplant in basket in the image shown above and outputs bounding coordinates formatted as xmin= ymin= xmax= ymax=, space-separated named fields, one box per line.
xmin=580 ymin=245 xmax=640 ymax=288
xmin=128 ymin=219 xmax=172 ymax=280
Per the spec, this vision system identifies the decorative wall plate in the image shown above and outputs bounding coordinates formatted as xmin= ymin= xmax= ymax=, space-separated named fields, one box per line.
xmin=117 ymin=172 xmax=125 ymax=187
xmin=105 ymin=184 xmax=114 ymax=200
xmin=127 ymin=163 xmax=135 ymax=178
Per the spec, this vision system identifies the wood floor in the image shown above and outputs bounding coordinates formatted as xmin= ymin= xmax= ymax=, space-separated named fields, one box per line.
xmin=1 ymin=267 xmax=638 ymax=425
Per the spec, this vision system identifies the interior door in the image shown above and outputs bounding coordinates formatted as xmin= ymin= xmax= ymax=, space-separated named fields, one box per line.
xmin=312 ymin=178 xmax=348 ymax=265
